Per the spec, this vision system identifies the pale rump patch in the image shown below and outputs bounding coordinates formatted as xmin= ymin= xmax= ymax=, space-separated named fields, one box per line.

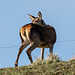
xmin=21 ymin=32 xmax=29 ymax=45
xmin=26 ymin=28 xmax=30 ymax=41
xmin=21 ymin=32 xmax=26 ymax=41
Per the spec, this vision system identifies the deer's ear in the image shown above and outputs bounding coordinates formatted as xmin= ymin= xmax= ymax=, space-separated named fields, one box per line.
xmin=38 ymin=11 xmax=42 ymax=20
xmin=28 ymin=14 xmax=35 ymax=20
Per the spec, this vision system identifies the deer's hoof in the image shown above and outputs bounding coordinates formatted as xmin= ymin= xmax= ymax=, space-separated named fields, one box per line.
xmin=15 ymin=63 xmax=18 ymax=67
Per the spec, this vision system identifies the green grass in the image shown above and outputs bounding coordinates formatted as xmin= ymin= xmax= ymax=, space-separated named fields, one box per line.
xmin=0 ymin=54 xmax=75 ymax=75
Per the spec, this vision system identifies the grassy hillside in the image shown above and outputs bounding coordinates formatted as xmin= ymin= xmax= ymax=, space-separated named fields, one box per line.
xmin=0 ymin=54 xmax=75 ymax=75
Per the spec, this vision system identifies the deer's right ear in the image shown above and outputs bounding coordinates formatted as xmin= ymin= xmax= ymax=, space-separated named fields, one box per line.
xmin=38 ymin=11 xmax=42 ymax=20
xmin=28 ymin=14 xmax=35 ymax=20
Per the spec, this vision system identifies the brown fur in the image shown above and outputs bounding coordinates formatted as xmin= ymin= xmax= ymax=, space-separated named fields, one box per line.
xmin=15 ymin=23 xmax=56 ymax=67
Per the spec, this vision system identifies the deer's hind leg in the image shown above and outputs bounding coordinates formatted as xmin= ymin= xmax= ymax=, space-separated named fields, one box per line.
xmin=26 ymin=41 xmax=40 ymax=64
xmin=15 ymin=40 xmax=29 ymax=67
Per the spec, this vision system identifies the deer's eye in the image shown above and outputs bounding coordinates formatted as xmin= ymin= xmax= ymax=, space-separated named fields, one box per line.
xmin=35 ymin=21 xmax=38 ymax=22
xmin=35 ymin=20 xmax=39 ymax=22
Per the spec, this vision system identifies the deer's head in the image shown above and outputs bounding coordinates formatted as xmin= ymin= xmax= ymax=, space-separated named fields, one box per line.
xmin=28 ymin=12 xmax=46 ymax=25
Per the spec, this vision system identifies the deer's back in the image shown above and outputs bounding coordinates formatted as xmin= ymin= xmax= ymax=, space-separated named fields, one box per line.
xmin=24 ymin=23 xmax=56 ymax=44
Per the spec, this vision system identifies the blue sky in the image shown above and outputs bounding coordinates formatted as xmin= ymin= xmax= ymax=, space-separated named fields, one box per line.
xmin=0 ymin=0 xmax=75 ymax=68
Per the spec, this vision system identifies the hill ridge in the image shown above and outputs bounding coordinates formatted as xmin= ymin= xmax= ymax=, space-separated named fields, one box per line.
xmin=0 ymin=55 xmax=75 ymax=75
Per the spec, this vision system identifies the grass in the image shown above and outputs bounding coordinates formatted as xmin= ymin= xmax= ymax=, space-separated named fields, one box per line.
xmin=0 ymin=54 xmax=75 ymax=75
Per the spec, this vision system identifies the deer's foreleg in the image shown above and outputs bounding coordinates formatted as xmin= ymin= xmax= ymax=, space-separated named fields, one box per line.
xmin=49 ymin=44 xmax=53 ymax=56
xmin=41 ymin=48 xmax=44 ymax=60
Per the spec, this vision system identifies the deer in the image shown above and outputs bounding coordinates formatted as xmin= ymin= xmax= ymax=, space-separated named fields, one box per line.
xmin=15 ymin=12 xmax=56 ymax=67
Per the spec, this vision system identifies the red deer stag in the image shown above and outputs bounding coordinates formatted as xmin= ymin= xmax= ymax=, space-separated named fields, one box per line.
xmin=28 ymin=12 xmax=46 ymax=61
xmin=15 ymin=23 xmax=56 ymax=67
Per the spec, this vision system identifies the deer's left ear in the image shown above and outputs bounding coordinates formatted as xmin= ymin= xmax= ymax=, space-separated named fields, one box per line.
xmin=38 ymin=11 xmax=42 ymax=20
xmin=28 ymin=14 xmax=35 ymax=20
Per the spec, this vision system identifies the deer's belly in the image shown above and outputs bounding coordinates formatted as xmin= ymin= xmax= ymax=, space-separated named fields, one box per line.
xmin=37 ymin=42 xmax=49 ymax=48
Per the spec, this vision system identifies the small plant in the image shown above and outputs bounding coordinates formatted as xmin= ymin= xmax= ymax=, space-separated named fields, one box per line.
xmin=34 ymin=55 xmax=43 ymax=64
xmin=46 ymin=54 xmax=61 ymax=64
xmin=69 ymin=56 xmax=75 ymax=61
xmin=34 ymin=56 xmax=42 ymax=62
